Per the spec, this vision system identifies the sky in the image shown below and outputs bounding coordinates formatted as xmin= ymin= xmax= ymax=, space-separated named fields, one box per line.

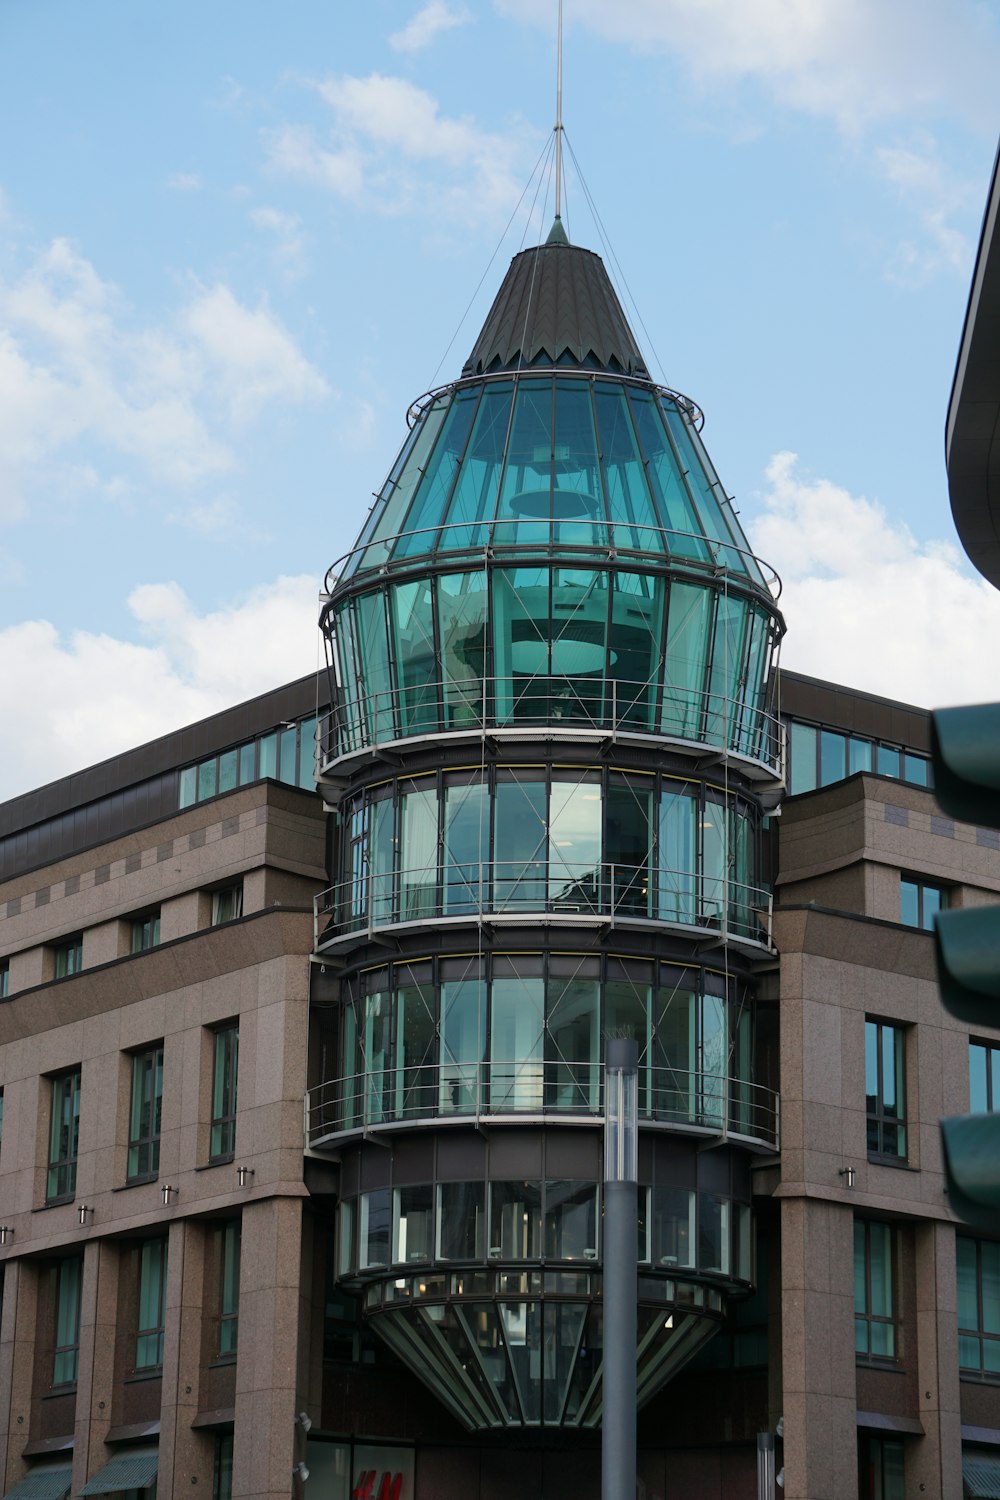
xmin=1 ymin=0 xmax=999 ymax=802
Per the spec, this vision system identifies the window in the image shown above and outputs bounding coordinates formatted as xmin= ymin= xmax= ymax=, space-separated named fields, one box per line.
xmin=54 ymin=936 xmax=83 ymax=978
xmin=218 ymin=1220 xmax=240 ymax=1357
xmin=854 ymin=1219 xmax=896 ymax=1359
xmin=858 ymin=1435 xmax=904 ymax=1500
xmin=131 ymin=910 xmax=161 ymax=953
xmin=213 ymin=1432 xmax=234 ymax=1500
xmin=865 ymin=1019 xmax=906 ymax=1160
xmin=210 ymin=1025 xmax=239 ymax=1160
xmin=48 ymin=1069 xmax=81 ymax=1201
xmin=52 ymin=1256 xmax=82 ymax=1385
xmin=970 ymin=1041 xmax=1000 ymax=1113
xmin=900 ymin=877 xmax=947 ymax=931
xmin=786 ymin=718 xmax=930 ymax=797
xmin=957 ymin=1236 xmax=1000 ymax=1377
xmin=0 ymin=1088 xmax=4 ymax=1154
xmin=135 ymin=1237 xmax=168 ymax=1370
xmin=128 ymin=1045 xmax=163 ymax=1180
xmin=0 ymin=960 xmax=8 ymax=999
xmin=211 ymin=885 xmax=243 ymax=926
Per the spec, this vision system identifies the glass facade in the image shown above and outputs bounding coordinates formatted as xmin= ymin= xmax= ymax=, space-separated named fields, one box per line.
xmin=865 ymin=1019 xmax=906 ymax=1160
xmin=786 ymin=718 xmax=931 ymax=797
xmin=321 ymin=766 xmax=764 ymax=945
xmin=178 ymin=715 xmax=318 ymax=810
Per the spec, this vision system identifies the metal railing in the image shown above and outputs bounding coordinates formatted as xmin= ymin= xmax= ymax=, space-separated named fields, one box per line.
xmin=305 ymin=1062 xmax=779 ymax=1152
xmin=318 ymin=675 xmax=782 ymax=775
xmin=314 ymin=860 xmax=771 ymax=949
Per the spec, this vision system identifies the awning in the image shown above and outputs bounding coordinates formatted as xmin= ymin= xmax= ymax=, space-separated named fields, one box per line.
xmin=2 ymin=1467 xmax=72 ymax=1500
xmin=965 ymin=1455 xmax=1000 ymax=1499
xmin=77 ymin=1455 xmax=158 ymax=1496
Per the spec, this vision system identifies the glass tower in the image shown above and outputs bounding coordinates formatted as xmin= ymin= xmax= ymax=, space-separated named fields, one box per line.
xmin=312 ymin=219 xmax=785 ymax=1430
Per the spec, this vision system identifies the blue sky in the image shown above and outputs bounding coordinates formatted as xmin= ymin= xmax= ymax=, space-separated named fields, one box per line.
xmin=1 ymin=0 xmax=999 ymax=799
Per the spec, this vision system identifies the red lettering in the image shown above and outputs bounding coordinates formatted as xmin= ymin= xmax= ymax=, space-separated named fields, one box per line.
xmin=377 ymin=1475 xmax=403 ymax=1500
xmin=353 ymin=1471 xmax=377 ymax=1500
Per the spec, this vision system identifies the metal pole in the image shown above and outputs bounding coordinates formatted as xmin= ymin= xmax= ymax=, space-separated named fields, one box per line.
xmin=603 ymin=1037 xmax=638 ymax=1500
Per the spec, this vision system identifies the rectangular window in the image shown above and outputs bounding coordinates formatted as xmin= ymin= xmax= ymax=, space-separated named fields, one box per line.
xmin=957 ymin=1235 xmax=1000 ymax=1377
xmin=52 ymin=1257 xmax=82 ymax=1385
xmin=48 ymin=1069 xmax=81 ymax=1201
xmin=865 ymin=1019 xmax=907 ymax=1160
xmin=211 ymin=885 xmax=243 ymax=926
xmin=218 ymin=1220 xmax=240 ymax=1357
xmin=135 ymin=1237 xmax=168 ymax=1370
xmin=900 ymin=877 xmax=947 ymax=931
xmin=0 ymin=960 xmax=8 ymax=999
xmin=788 ymin=721 xmax=817 ymax=795
xmin=858 ymin=1435 xmax=904 ymax=1500
xmin=54 ymin=937 xmax=83 ymax=978
xmin=210 ymin=1025 xmax=239 ymax=1161
xmin=970 ymin=1041 xmax=1000 ymax=1114
xmin=213 ymin=1432 xmax=234 ymax=1500
xmin=131 ymin=911 xmax=161 ymax=953
xmin=128 ymin=1045 xmax=163 ymax=1180
xmin=854 ymin=1219 xmax=896 ymax=1360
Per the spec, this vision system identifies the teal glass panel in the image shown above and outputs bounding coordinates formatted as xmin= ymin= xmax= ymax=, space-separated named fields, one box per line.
xmin=606 ymin=980 xmax=652 ymax=1113
xmin=661 ymin=402 xmax=749 ymax=576
xmin=959 ymin=1332 xmax=981 ymax=1370
xmin=549 ymin=567 xmax=606 ymax=725
xmin=552 ymin=379 xmax=606 ymax=547
xmin=438 ymin=1181 xmax=485 ymax=1260
xmin=399 ymin=786 xmax=437 ymax=920
xmin=660 ymin=784 xmax=697 ymax=922
xmin=491 ymin=976 xmax=543 ymax=1110
xmin=698 ymin=1193 xmax=730 ymax=1273
xmin=903 ymin=752 xmax=929 ymax=786
xmin=789 ymin=721 xmax=818 ymax=793
xmin=494 ymin=778 xmax=546 ymax=909
xmin=440 ymin=979 xmax=485 ymax=1112
xmin=395 ymin=983 xmax=436 ymax=1119
xmin=849 ymin=736 xmax=873 ymax=775
xmin=868 ymin=1222 xmax=893 ymax=1318
xmin=701 ymin=802 xmax=725 ymax=926
xmin=495 ymin=379 xmax=553 ymax=545
xmin=333 ymin=602 xmax=362 ymax=753
xmin=371 ymin=796 xmax=395 ymax=924
xmin=396 ymin=387 xmax=479 ymax=557
xmin=356 ymin=589 xmax=395 ymax=744
xmin=921 ymin=884 xmax=943 ymax=929
xmin=179 ymin=766 xmax=196 ymax=807
xmin=607 ymin=780 xmax=652 ymax=916
xmin=438 ymin=571 xmax=487 ymax=730
xmin=346 ymin=416 xmax=424 ymax=578
xmin=542 ymin=1302 xmax=587 ymax=1423
xmin=700 ymin=994 xmax=726 ymax=1128
xmin=279 ymin=726 xmax=297 ymax=784
xmin=609 ymin=570 xmax=662 ymax=730
xmin=296 ymin=718 xmax=317 ymax=789
xmin=549 ymin=776 xmax=602 ymax=910
xmin=197 ymin=759 xmax=217 ymax=801
xmin=970 ymin=1043 xmax=989 ymax=1113
xmin=492 ymin=566 xmax=548 ymax=722
xmin=628 ymin=391 xmax=707 ymax=560
xmin=218 ymin=749 xmax=238 ymax=794
xmin=729 ymin=806 xmax=753 ymax=937
xmin=739 ymin=607 xmax=769 ymax=758
xmin=136 ymin=1238 xmax=166 ymax=1369
xmin=662 ymin=582 xmax=711 ymax=738
xmin=342 ymin=1003 xmax=359 ymax=1128
xmin=238 ymin=742 xmax=255 ymax=785
xmin=986 ymin=1338 xmax=1000 ymax=1374
xmin=53 ymin=1257 xmax=82 ymax=1384
xmin=820 ymin=729 xmax=847 ymax=786
xmin=364 ymin=991 xmax=391 ymax=1124
xmin=444 ymin=382 xmax=513 ymax=546
xmin=705 ymin=593 xmax=747 ymax=746
xmin=877 ymin=743 xmax=901 ymax=778
xmin=444 ymin=780 xmax=487 ymax=914
xmin=983 ymin=1241 xmax=1000 ymax=1334
xmin=732 ymin=1008 xmax=752 ymax=1136
xmin=593 ymin=383 xmax=658 ymax=550
xmin=219 ymin=1221 xmax=240 ymax=1356
xmin=544 ymin=1181 xmax=598 ymax=1259
xmin=651 ymin=1186 xmax=695 ymax=1267
xmin=546 ymin=976 xmax=600 ymax=1109
xmin=258 ymin=731 xmax=277 ymax=780
xmin=361 ymin=1188 xmax=391 ymax=1268
xmin=391 ymin=579 xmax=439 ymax=735
xmin=655 ymin=987 xmax=696 ymax=1121
xmin=363 ymin=397 xmax=449 ymax=569
xmin=491 ymin=1181 xmax=542 ymax=1257
xmin=958 ymin=1236 xmax=980 ymax=1330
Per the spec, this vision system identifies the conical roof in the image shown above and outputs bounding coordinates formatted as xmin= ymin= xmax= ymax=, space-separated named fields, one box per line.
xmin=463 ymin=225 xmax=649 ymax=378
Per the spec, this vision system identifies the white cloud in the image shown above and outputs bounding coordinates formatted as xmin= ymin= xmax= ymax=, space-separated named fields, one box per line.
xmin=875 ymin=135 xmax=976 ymax=283
xmin=0 ymin=238 xmax=330 ymax=513
xmin=748 ymin=452 xmax=1000 ymax=708
xmin=389 ymin=2 xmax=470 ymax=53
xmin=263 ymin=74 xmax=531 ymax=222
xmin=0 ymin=576 xmax=321 ymax=802
xmin=167 ymin=172 xmax=203 ymax=192
xmin=249 ymin=205 xmax=308 ymax=276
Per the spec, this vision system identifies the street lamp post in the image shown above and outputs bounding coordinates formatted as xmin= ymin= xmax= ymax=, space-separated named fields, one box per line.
xmin=603 ymin=1037 xmax=639 ymax=1500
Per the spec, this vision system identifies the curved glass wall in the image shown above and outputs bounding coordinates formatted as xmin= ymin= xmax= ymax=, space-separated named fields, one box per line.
xmin=338 ymin=375 xmax=767 ymax=585
xmin=324 ymin=561 xmax=780 ymax=768
xmin=321 ymin=763 xmax=765 ymax=944
xmin=306 ymin=952 xmax=776 ymax=1150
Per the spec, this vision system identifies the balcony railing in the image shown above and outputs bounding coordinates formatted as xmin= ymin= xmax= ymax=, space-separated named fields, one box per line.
xmin=305 ymin=1062 xmax=779 ymax=1153
xmin=314 ymin=861 xmax=772 ymax=949
xmin=318 ymin=675 xmax=783 ymax=777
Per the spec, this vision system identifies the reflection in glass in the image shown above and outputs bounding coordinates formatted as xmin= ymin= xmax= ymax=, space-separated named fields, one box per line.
xmin=491 ymin=977 xmax=543 ymax=1110
xmin=360 ymin=1189 xmax=391 ymax=1269
xmin=494 ymin=778 xmax=546 ymax=908
xmin=662 ymin=583 xmax=710 ymax=739
xmin=444 ymin=781 xmax=487 ymax=913
xmin=440 ymin=980 xmax=485 ymax=1113
xmin=652 ymin=1186 xmax=695 ymax=1267
xmin=438 ymin=1183 xmax=486 ymax=1260
xmin=395 ymin=984 xmax=436 ymax=1118
xmin=394 ymin=1184 xmax=433 ymax=1263
xmin=544 ymin=1182 xmax=598 ymax=1260
xmin=548 ymin=777 xmax=602 ymax=909
xmin=660 ymin=786 xmax=697 ymax=922
xmin=438 ymin=571 xmax=487 ymax=729
xmin=400 ymin=786 xmax=437 ymax=920
xmin=546 ymin=977 xmax=599 ymax=1109
xmin=491 ymin=1181 xmax=542 ymax=1259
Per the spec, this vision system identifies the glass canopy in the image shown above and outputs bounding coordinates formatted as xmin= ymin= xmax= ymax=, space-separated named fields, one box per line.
xmin=337 ymin=374 xmax=768 ymax=588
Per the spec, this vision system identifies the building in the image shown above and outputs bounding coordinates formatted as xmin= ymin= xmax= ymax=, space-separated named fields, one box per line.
xmin=2 ymin=216 xmax=1000 ymax=1500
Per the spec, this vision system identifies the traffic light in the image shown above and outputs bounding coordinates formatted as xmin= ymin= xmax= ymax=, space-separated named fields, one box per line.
xmin=931 ymin=703 xmax=1000 ymax=1226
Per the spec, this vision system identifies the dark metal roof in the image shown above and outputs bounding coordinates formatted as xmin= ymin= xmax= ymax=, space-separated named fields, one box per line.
xmin=947 ymin=139 xmax=1000 ymax=588
xmin=463 ymin=227 xmax=649 ymax=378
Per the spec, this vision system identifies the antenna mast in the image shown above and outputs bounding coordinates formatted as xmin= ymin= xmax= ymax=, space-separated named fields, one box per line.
xmin=554 ymin=0 xmax=564 ymax=219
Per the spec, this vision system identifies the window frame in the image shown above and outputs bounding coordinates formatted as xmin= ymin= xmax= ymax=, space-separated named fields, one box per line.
xmin=53 ymin=936 xmax=83 ymax=979
xmin=854 ymin=1218 xmax=898 ymax=1363
xmin=134 ymin=1236 xmax=168 ymax=1373
xmin=217 ymin=1220 xmax=241 ymax=1359
xmin=0 ymin=959 xmax=9 ymax=1000
xmin=51 ymin=1255 xmax=83 ymax=1387
xmin=127 ymin=1044 xmax=164 ymax=1182
xmin=970 ymin=1039 xmax=1000 ymax=1114
xmin=865 ymin=1018 xmax=907 ymax=1162
xmin=47 ymin=1067 xmax=82 ymax=1203
xmin=957 ymin=1234 xmax=1000 ymax=1380
xmin=899 ymin=876 xmax=947 ymax=931
xmin=210 ymin=1024 xmax=239 ymax=1162
xmin=130 ymin=910 xmax=161 ymax=954
xmin=211 ymin=884 xmax=243 ymax=927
